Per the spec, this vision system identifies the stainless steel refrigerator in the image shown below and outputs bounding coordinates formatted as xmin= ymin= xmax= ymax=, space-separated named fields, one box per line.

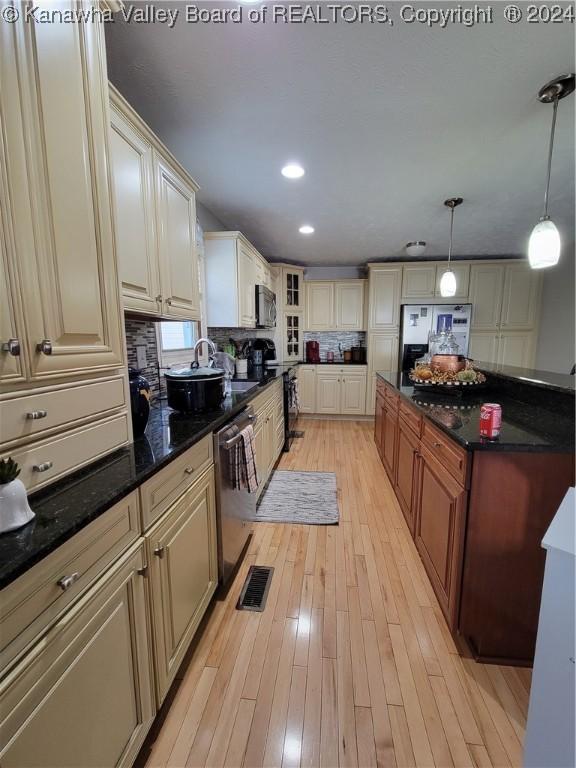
xmin=399 ymin=303 xmax=472 ymax=371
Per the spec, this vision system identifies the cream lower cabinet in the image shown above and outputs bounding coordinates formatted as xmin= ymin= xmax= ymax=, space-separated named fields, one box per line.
xmin=252 ymin=381 xmax=284 ymax=497
xmin=298 ymin=366 xmax=317 ymax=413
xmin=316 ymin=372 xmax=341 ymax=414
xmin=0 ymin=3 xmax=124 ymax=380
xmin=0 ymin=543 xmax=155 ymax=768
xmin=147 ymin=466 xmax=218 ymax=705
xmin=315 ymin=369 xmax=367 ymax=415
xmin=341 ymin=372 xmax=367 ymax=414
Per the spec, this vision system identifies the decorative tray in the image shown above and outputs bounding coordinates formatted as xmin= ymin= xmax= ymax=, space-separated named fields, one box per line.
xmin=409 ymin=365 xmax=487 ymax=395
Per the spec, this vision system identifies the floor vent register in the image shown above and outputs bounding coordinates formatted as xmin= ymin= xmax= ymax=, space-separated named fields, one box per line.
xmin=237 ymin=565 xmax=274 ymax=612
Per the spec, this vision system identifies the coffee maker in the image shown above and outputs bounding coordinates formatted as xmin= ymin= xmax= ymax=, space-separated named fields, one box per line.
xmin=306 ymin=340 xmax=320 ymax=363
xmin=250 ymin=338 xmax=277 ymax=366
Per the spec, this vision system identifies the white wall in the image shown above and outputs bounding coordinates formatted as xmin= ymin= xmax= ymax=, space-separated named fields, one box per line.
xmin=304 ymin=265 xmax=364 ymax=280
xmin=196 ymin=201 xmax=226 ymax=232
xmin=535 ymin=244 xmax=575 ymax=374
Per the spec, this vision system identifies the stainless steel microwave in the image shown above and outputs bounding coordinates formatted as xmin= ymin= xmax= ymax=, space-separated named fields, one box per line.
xmin=255 ymin=285 xmax=277 ymax=328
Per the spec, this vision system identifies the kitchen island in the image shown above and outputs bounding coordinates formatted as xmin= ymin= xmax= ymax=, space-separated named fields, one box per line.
xmin=374 ymin=369 xmax=574 ymax=666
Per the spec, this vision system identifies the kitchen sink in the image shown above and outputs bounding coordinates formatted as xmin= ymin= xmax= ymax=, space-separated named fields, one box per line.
xmin=229 ymin=381 xmax=259 ymax=394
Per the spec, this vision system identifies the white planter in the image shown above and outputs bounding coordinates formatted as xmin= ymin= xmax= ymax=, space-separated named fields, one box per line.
xmin=0 ymin=479 xmax=35 ymax=534
xmin=235 ymin=359 xmax=248 ymax=375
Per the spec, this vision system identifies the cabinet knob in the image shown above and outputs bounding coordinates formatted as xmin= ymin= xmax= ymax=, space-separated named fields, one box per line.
xmin=166 ymin=299 xmax=173 ymax=306
xmin=184 ymin=466 xmax=195 ymax=475
xmin=154 ymin=546 xmax=165 ymax=558
xmin=2 ymin=338 xmax=20 ymax=357
xmin=37 ymin=339 xmax=53 ymax=355
xmin=33 ymin=461 xmax=53 ymax=473
xmin=26 ymin=409 xmax=48 ymax=420
xmin=433 ymin=441 xmax=442 ymax=448
xmin=57 ymin=572 xmax=80 ymax=591
xmin=155 ymin=295 xmax=163 ymax=302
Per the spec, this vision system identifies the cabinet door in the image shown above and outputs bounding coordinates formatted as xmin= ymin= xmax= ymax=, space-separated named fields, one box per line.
xmin=374 ymin=392 xmax=385 ymax=458
xmin=148 ymin=467 xmax=218 ymax=703
xmin=335 ymin=282 xmax=365 ymax=330
xmin=369 ymin=268 xmax=402 ymax=330
xmin=498 ymin=331 xmax=535 ymax=368
xmin=0 ymin=212 xmax=26 ymax=385
xmin=395 ymin=422 xmax=420 ymax=535
xmin=402 ymin=266 xmax=436 ymax=299
xmin=306 ymin=283 xmax=335 ymax=331
xmin=0 ymin=545 xmax=155 ymax=768
xmin=316 ymin=373 xmax=341 ymax=414
xmin=156 ymin=155 xmax=200 ymax=321
xmin=500 ymin=264 xmax=541 ymax=330
xmin=254 ymin=418 xmax=268 ymax=496
xmin=298 ymin=366 xmax=316 ymax=414
xmin=0 ymin=5 xmax=124 ymax=379
xmin=368 ymin=333 xmax=399 ymax=371
xmin=381 ymin=406 xmax=398 ymax=482
xmin=468 ymin=331 xmax=500 ymax=365
xmin=414 ymin=448 xmax=467 ymax=629
xmin=435 ymin=264 xmax=470 ymax=299
xmin=109 ymin=102 xmax=160 ymax=315
xmin=238 ymin=243 xmax=256 ymax=328
xmin=341 ymin=374 xmax=367 ymax=415
xmin=284 ymin=312 xmax=303 ymax=360
xmin=283 ymin=268 xmax=304 ymax=310
xmin=469 ymin=264 xmax=504 ymax=330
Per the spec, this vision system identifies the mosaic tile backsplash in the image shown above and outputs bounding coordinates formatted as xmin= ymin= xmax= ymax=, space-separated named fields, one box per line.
xmin=124 ymin=317 xmax=162 ymax=399
xmin=303 ymin=331 xmax=367 ymax=361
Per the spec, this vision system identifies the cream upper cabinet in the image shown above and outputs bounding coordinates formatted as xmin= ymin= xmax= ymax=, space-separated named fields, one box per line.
xmin=500 ymin=263 xmax=541 ymax=330
xmin=147 ymin=466 xmax=218 ymax=704
xmin=282 ymin=267 xmax=305 ymax=310
xmin=109 ymin=97 xmax=160 ymax=315
xmin=498 ymin=331 xmax=535 ymax=368
xmin=298 ymin=366 xmax=317 ymax=414
xmin=316 ymin=372 xmax=341 ymax=414
xmin=469 ymin=264 xmax=504 ymax=330
xmin=238 ymin=242 xmax=257 ymax=328
xmin=0 ymin=544 xmax=155 ymax=768
xmin=435 ymin=264 xmax=470 ymax=299
xmin=0 ymin=4 xmax=124 ymax=379
xmin=0 ymin=220 xmax=26 ymax=386
xmin=156 ymin=154 xmax=201 ymax=321
xmin=369 ymin=267 xmax=402 ymax=330
xmin=468 ymin=331 xmax=500 ymax=365
xmin=283 ymin=312 xmax=304 ymax=361
xmin=335 ymin=281 xmax=366 ymax=330
xmin=340 ymin=372 xmax=367 ymax=415
xmin=306 ymin=282 xmax=335 ymax=331
xmin=402 ymin=266 xmax=436 ymax=299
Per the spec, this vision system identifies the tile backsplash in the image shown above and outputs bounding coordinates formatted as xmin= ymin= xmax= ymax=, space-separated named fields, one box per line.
xmin=208 ymin=328 xmax=276 ymax=353
xmin=303 ymin=331 xmax=367 ymax=361
xmin=124 ymin=317 xmax=161 ymax=399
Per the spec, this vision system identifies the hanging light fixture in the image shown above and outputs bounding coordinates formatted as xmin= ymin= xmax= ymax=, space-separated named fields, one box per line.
xmin=440 ymin=197 xmax=463 ymax=297
xmin=528 ymin=73 xmax=574 ymax=269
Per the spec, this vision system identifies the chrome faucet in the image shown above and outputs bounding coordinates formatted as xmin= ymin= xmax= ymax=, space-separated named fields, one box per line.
xmin=193 ymin=337 xmax=217 ymax=367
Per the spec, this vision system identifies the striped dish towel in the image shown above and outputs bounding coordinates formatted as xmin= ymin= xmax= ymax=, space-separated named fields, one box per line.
xmin=229 ymin=425 xmax=259 ymax=493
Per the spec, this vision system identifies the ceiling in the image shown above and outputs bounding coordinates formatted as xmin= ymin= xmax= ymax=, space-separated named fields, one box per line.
xmin=106 ymin=2 xmax=575 ymax=265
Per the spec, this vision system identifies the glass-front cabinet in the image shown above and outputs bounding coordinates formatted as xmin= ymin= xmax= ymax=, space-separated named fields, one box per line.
xmin=282 ymin=267 xmax=305 ymax=310
xmin=284 ymin=312 xmax=303 ymax=361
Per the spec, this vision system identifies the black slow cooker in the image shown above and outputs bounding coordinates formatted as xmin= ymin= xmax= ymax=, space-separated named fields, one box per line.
xmin=164 ymin=364 xmax=225 ymax=413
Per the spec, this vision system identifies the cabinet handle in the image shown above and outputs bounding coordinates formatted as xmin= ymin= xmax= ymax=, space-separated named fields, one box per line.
xmin=137 ymin=566 xmax=148 ymax=577
xmin=433 ymin=441 xmax=442 ymax=448
xmin=2 ymin=338 xmax=20 ymax=356
xmin=37 ymin=339 xmax=53 ymax=355
xmin=26 ymin=410 xmax=48 ymax=420
xmin=154 ymin=546 xmax=165 ymax=558
xmin=57 ymin=572 xmax=80 ymax=591
xmin=184 ymin=466 xmax=195 ymax=475
xmin=33 ymin=461 xmax=53 ymax=473
xmin=166 ymin=299 xmax=173 ymax=306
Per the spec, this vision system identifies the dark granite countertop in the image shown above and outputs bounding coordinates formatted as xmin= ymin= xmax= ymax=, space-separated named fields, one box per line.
xmin=0 ymin=365 xmax=296 ymax=590
xmin=377 ymin=371 xmax=575 ymax=453
xmin=303 ymin=360 xmax=367 ymax=366
xmin=476 ymin=361 xmax=575 ymax=394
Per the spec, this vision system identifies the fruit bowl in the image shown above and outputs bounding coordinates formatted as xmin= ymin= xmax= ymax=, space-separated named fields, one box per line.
xmin=409 ymin=362 xmax=486 ymax=394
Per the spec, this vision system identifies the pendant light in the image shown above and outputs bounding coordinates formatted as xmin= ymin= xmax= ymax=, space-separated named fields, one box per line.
xmin=528 ymin=73 xmax=574 ymax=269
xmin=440 ymin=197 xmax=463 ymax=297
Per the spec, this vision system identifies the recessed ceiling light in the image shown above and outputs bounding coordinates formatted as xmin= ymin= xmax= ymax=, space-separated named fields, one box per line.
xmin=281 ymin=163 xmax=305 ymax=179
xmin=299 ymin=225 xmax=315 ymax=235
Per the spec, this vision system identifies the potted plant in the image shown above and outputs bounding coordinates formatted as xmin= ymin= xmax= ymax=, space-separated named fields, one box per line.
xmin=229 ymin=338 xmax=248 ymax=375
xmin=0 ymin=458 xmax=35 ymax=534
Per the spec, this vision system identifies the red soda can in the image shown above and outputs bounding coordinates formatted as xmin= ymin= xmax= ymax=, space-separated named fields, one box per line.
xmin=480 ymin=403 xmax=502 ymax=439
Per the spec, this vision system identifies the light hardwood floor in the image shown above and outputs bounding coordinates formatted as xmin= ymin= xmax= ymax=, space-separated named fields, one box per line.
xmin=144 ymin=419 xmax=531 ymax=768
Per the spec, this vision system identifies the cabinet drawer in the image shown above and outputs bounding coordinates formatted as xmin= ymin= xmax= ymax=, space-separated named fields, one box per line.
xmin=399 ymin=399 xmax=422 ymax=437
xmin=251 ymin=380 xmax=283 ymax=415
xmin=421 ymin=421 xmax=468 ymax=486
xmin=140 ymin=434 xmax=213 ymax=530
xmin=5 ymin=413 xmax=130 ymax=493
xmin=383 ymin=384 xmax=399 ymax=411
xmin=0 ymin=377 xmax=126 ymax=448
xmin=0 ymin=491 xmax=140 ymax=672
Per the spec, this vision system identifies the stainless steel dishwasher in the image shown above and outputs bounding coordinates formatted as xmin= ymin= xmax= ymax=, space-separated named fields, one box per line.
xmin=213 ymin=406 xmax=257 ymax=586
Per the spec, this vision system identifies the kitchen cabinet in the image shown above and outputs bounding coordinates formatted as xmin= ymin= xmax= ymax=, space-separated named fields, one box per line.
xmin=283 ymin=312 xmax=304 ymax=361
xmin=414 ymin=446 xmax=467 ymax=629
xmin=147 ymin=466 xmax=218 ymax=704
xmin=238 ymin=242 xmax=257 ymax=327
xmin=498 ymin=331 xmax=535 ymax=368
xmin=298 ymin=365 xmax=317 ymax=414
xmin=402 ymin=266 xmax=436 ymax=299
xmin=0 ymin=544 xmax=155 ymax=768
xmin=251 ymin=380 xmax=284 ymax=496
xmin=282 ymin=266 xmax=305 ymax=310
xmin=374 ymin=391 xmax=385 ymax=460
xmin=469 ymin=264 xmax=504 ymax=330
xmin=500 ymin=263 xmax=541 ymax=330
xmin=0 ymin=234 xmax=26 ymax=386
xmin=312 ymin=368 xmax=367 ymax=415
xmin=366 ymin=333 xmax=399 ymax=415
xmin=468 ymin=331 xmax=500 ymax=365
xmin=368 ymin=266 xmax=402 ymax=330
xmin=381 ymin=401 xmax=399 ymax=481
xmin=395 ymin=419 xmax=420 ymax=535
xmin=435 ymin=264 xmax=470 ymax=299
xmin=156 ymin=155 xmax=201 ymax=321
xmin=316 ymin=372 xmax=341 ymax=414
xmin=341 ymin=372 xmax=368 ymax=415
xmin=109 ymin=95 xmax=160 ymax=315
xmin=306 ymin=282 xmax=335 ymax=331
xmin=335 ymin=281 xmax=366 ymax=330
xmin=0 ymin=4 xmax=124 ymax=380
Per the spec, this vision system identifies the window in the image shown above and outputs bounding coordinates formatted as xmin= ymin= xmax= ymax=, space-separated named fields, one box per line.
xmin=156 ymin=320 xmax=199 ymax=369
